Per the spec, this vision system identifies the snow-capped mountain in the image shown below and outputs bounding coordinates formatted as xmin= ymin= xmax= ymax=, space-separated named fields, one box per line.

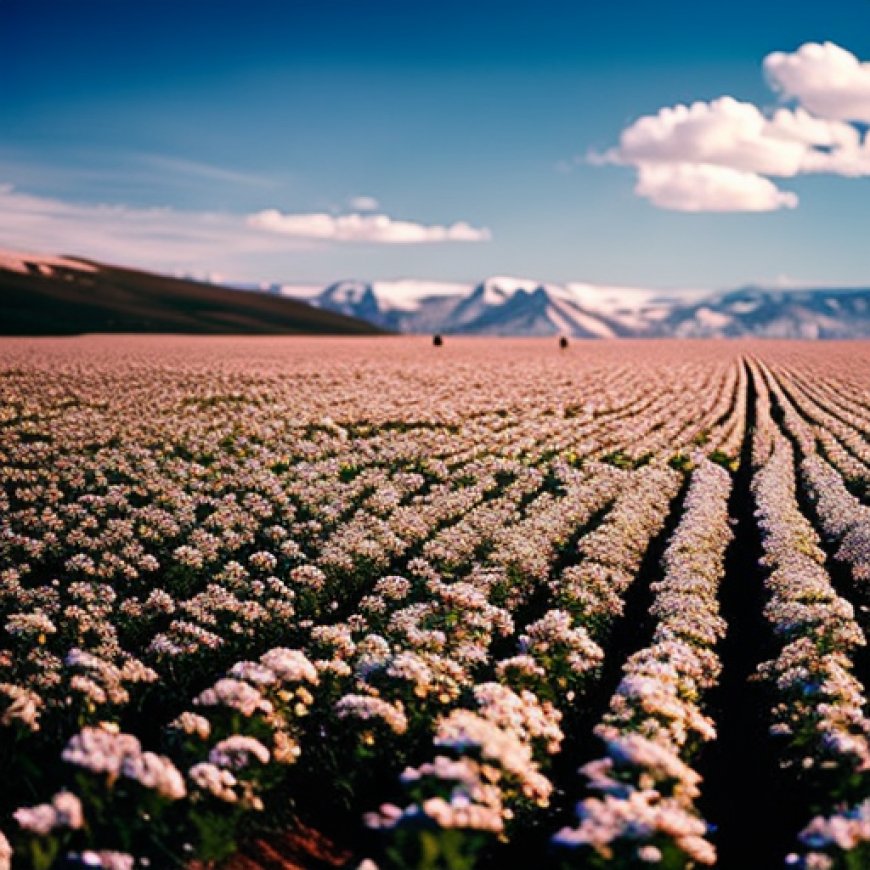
xmin=297 ymin=276 xmax=664 ymax=336
xmin=660 ymin=286 xmax=870 ymax=339
xmin=286 ymin=276 xmax=870 ymax=339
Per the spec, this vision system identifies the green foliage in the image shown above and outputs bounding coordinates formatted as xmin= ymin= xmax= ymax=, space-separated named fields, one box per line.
xmin=601 ymin=450 xmax=635 ymax=469
xmin=708 ymin=449 xmax=737 ymax=471
xmin=384 ymin=828 xmax=492 ymax=870
xmin=668 ymin=453 xmax=693 ymax=471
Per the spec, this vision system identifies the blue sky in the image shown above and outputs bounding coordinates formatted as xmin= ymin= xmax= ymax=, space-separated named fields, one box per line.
xmin=2 ymin=1 xmax=870 ymax=288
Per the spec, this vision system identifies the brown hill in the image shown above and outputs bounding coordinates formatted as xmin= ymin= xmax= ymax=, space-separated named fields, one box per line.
xmin=0 ymin=251 xmax=385 ymax=336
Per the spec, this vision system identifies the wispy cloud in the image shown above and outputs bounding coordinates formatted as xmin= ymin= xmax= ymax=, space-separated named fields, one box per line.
xmin=247 ymin=209 xmax=491 ymax=243
xmin=135 ymin=153 xmax=275 ymax=187
xmin=0 ymin=184 xmax=491 ymax=276
xmin=588 ymin=42 xmax=870 ymax=212
xmin=0 ymin=184 xmax=292 ymax=271
xmin=0 ymin=149 xmax=286 ymax=202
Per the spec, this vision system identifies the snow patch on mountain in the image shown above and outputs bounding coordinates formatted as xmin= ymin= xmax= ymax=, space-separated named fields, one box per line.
xmin=370 ymin=280 xmax=470 ymax=311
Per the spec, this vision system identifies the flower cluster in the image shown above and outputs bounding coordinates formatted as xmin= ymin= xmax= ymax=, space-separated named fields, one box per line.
xmin=63 ymin=726 xmax=186 ymax=800
xmin=787 ymin=798 xmax=870 ymax=869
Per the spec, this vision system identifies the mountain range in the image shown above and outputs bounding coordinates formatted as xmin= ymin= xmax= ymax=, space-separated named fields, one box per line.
xmin=285 ymin=276 xmax=870 ymax=339
xmin=3 ymin=246 xmax=868 ymax=339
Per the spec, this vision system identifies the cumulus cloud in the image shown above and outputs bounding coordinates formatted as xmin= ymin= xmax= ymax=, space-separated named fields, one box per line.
xmin=348 ymin=195 xmax=380 ymax=211
xmin=247 ymin=209 xmax=491 ymax=243
xmin=765 ymin=41 xmax=870 ymax=123
xmin=593 ymin=41 xmax=870 ymax=212
xmin=610 ymin=98 xmax=858 ymax=177
xmin=635 ymin=163 xmax=798 ymax=212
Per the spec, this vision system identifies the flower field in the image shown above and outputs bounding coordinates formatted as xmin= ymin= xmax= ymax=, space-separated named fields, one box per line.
xmin=0 ymin=335 xmax=868 ymax=870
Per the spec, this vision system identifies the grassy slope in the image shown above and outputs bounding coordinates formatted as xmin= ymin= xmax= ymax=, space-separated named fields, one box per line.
xmin=0 ymin=258 xmax=386 ymax=336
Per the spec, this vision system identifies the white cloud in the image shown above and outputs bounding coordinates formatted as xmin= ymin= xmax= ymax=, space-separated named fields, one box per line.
xmin=635 ymin=163 xmax=798 ymax=212
xmin=616 ymin=97 xmax=797 ymax=174
xmin=765 ymin=41 xmax=870 ymax=123
xmin=612 ymin=98 xmax=858 ymax=178
xmin=0 ymin=184 xmax=489 ymax=276
xmin=592 ymin=41 xmax=870 ymax=211
xmin=348 ymin=195 xmax=380 ymax=211
xmin=247 ymin=209 xmax=491 ymax=244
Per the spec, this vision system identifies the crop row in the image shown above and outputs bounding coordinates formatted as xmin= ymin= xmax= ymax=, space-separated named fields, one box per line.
xmin=0 ymin=338 xmax=868 ymax=869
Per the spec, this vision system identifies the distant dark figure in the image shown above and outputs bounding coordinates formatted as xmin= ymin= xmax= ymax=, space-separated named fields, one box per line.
xmin=559 ymin=336 xmax=569 ymax=350
xmin=433 ymin=334 xmax=444 ymax=347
